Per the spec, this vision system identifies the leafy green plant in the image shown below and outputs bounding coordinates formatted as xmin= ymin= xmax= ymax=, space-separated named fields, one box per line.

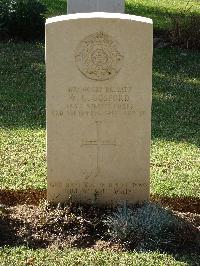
xmin=0 ymin=0 xmax=47 ymax=41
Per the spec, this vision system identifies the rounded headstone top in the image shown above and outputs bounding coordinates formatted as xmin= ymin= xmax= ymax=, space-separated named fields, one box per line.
xmin=46 ymin=13 xmax=153 ymax=25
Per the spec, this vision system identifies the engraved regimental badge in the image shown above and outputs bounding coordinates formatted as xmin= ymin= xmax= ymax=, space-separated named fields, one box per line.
xmin=75 ymin=32 xmax=124 ymax=81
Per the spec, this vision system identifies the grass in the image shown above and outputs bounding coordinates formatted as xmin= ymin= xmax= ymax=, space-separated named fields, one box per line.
xmin=126 ymin=0 xmax=200 ymax=30
xmin=0 ymin=247 xmax=196 ymax=266
xmin=151 ymin=49 xmax=200 ymax=198
xmin=40 ymin=0 xmax=200 ymax=31
xmin=0 ymin=43 xmax=199 ymax=198
xmin=0 ymin=43 xmax=46 ymax=190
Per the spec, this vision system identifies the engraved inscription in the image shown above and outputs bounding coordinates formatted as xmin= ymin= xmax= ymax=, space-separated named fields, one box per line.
xmin=51 ymin=86 xmax=143 ymax=118
xmin=82 ymin=121 xmax=116 ymax=176
xmin=49 ymin=182 xmax=149 ymax=202
xmin=75 ymin=32 xmax=124 ymax=81
xmin=63 ymin=182 xmax=148 ymax=195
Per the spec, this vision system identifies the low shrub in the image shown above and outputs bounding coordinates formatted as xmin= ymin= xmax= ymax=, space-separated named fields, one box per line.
xmin=167 ymin=3 xmax=200 ymax=50
xmin=0 ymin=0 xmax=47 ymax=41
xmin=104 ymin=202 xmax=186 ymax=251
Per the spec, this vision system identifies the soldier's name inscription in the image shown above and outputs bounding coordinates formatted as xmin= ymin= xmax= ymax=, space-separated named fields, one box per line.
xmin=52 ymin=86 xmax=146 ymax=118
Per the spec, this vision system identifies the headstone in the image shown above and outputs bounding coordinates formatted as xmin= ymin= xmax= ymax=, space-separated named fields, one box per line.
xmin=46 ymin=13 xmax=153 ymax=205
xmin=67 ymin=0 xmax=125 ymax=14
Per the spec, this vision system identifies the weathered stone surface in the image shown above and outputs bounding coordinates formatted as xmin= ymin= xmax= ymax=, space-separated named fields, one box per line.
xmin=67 ymin=0 xmax=125 ymax=14
xmin=46 ymin=13 xmax=153 ymax=205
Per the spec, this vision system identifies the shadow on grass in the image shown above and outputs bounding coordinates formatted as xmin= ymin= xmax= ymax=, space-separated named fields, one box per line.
xmin=152 ymin=48 xmax=200 ymax=147
xmin=0 ymin=44 xmax=199 ymax=146
xmin=0 ymin=43 xmax=46 ymax=129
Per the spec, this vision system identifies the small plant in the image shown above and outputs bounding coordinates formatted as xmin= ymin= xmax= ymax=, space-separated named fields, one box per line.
xmin=104 ymin=202 xmax=185 ymax=250
xmin=0 ymin=0 xmax=47 ymax=41
xmin=37 ymin=200 xmax=77 ymax=231
xmin=105 ymin=202 xmax=137 ymax=242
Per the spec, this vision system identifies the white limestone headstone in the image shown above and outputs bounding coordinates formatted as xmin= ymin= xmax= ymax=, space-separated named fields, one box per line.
xmin=46 ymin=13 xmax=153 ymax=205
xmin=67 ymin=0 xmax=125 ymax=14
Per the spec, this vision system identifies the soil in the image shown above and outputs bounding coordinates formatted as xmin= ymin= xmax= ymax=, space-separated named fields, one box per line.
xmin=0 ymin=189 xmax=199 ymax=213
xmin=0 ymin=193 xmax=199 ymax=254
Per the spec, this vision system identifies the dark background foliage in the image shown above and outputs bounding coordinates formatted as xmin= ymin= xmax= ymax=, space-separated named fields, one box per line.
xmin=0 ymin=0 xmax=46 ymax=41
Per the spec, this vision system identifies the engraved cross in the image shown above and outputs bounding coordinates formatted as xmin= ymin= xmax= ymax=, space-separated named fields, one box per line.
xmin=82 ymin=121 xmax=117 ymax=176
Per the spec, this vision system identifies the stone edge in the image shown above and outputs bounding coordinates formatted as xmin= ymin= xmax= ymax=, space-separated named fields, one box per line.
xmin=46 ymin=12 xmax=153 ymax=25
